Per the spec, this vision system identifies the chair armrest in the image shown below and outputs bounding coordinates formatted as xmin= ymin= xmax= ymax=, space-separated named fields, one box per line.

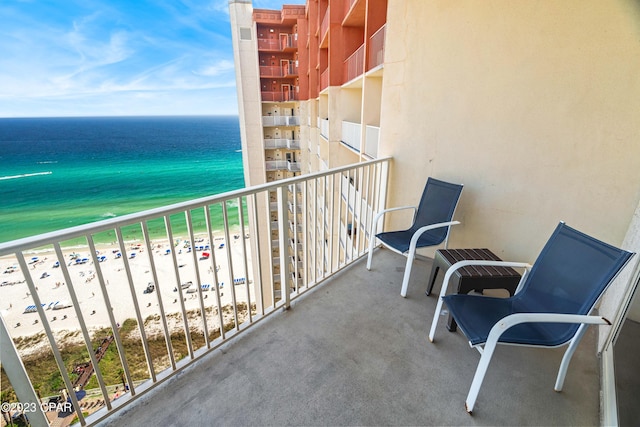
xmin=429 ymin=260 xmax=530 ymax=342
xmin=409 ymin=221 xmax=461 ymax=250
xmin=484 ymin=312 xmax=610 ymax=347
xmin=370 ymin=205 xmax=417 ymax=236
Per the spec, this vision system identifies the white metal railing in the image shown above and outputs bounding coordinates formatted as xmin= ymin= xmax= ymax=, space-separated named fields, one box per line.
xmin=341 ymin=120 xmax=361 ymax=152
xmin=320 ymin=118 xmax=329 ymax=139
xmin=0 ymin=157 xmax=390 ymax=426
xmin=287 ymin=161 xmax=301 ymax=172
xmin=264 ymin=138 xmax=289 ymax=149
xmin=287 ymin=139 xmax=301 ymax=150
xmin=262 ymin=116 xmax=288 ymax=127
xmin=266 ymin=160 xmax=289 ymax=171
xmin=364 ymin=125 xmax=380 ymax=159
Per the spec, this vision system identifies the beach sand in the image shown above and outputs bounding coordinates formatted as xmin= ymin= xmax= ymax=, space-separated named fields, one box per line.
xmin=0 ymin=231 xmax=255 ymax=354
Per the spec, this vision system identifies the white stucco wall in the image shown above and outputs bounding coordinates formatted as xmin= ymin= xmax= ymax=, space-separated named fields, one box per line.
xmin=379 ymin=0 xmax=640 ymax=264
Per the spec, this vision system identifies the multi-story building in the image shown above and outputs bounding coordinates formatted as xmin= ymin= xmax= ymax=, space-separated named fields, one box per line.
xmin=231 ymin=0 xmax=640 ymax=419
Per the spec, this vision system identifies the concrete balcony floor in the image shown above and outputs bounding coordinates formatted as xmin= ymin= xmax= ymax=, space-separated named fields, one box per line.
xmin=100 ymin=249 xmax=601 ymax=426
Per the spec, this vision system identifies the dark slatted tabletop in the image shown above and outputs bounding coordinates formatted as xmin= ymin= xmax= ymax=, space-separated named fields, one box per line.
xmin=437 ymin=248 xmax=520 ymax=278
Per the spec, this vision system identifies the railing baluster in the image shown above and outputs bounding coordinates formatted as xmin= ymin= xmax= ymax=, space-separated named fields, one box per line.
xmin=185 ymin=209 xmax=210 ymax=349
xmin=53 ymin=242 xmax=112 ymax=412
xmin=16 ymin=252 xmax=89 ymax=419
xmin=0 ymin=315 xmax=50 ymax=427
xmin=87 ymin=234 xmax=136 ymax=401
xmin=164 ymin=215 xmax=194 ymax=359
xmin=277 ymin=184 xmax=291 ymax=309
xmin=204 ymin=203 xmax=225 ymax=340
xmin=222 ymin=201 xmax=240 ymax=330
xmin=138 ymin=222 xmax=175 ymax=371
xmin=249 ymin=193 xmax=265 ymax=316
xmin=237 ymin=196 xmax=252 ymax=323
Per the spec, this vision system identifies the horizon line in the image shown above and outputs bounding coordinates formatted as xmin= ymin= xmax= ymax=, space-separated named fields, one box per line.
xmin=0 ymin=114 xmax=241 ymax=120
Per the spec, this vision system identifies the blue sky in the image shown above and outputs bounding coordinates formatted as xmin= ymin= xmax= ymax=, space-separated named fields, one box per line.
xmin=0 ymin=0 xmax=304 ymax=118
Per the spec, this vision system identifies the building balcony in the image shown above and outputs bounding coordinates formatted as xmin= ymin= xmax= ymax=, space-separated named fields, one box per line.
xmin=287 ymin=160 xmax=301 ymax=172
xmin=264 ymin=138 xmax=289 ymax=149
xmin=0 ymin=156 xmax=611 ymax=426
xmin=364 ymin=125 xmax=380 ymax=159
xmin=257 ymin=38 xmax=281 ymax=51
xmin=368 ymin=25 xmax=386 ymax=71
xmin=265 ymin=160 xmax=289 ymax=171
xmin=344 ymin=43 xmax=365 ymax=83
xmin=341 ymin=120 xmax=361 ymax=152
xmin=261 ymin=91 xmax=300 ymax=102
xmin=259 ymin=65 xmax=283 ymax=78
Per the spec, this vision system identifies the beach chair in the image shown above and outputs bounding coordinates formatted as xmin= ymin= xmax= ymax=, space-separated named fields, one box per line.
xmin=428 ymin=222 xmax=633 ymax=414
xmin=366 ymin=177 xmax=463 ymax=297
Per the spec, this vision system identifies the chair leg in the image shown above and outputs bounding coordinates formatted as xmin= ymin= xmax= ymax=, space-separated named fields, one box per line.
xmin=400 ymin=248 xmax=416 ymax=297
xmin=465 ymin=341 xmax=498 ymax=414
xmin=366 ymin=234 xmax=376 ymax=271
xmin=554 ymin=324 xmax=589 ymax=391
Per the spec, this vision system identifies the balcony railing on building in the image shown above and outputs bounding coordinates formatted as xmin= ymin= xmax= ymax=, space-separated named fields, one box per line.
xmin=0 ymin=158 xmax=391 ymax=427
xmin=264 ymin=138 xmax=300 ymax=150
xmin=261 ymin=90 xmax=299 ymax=102
xmin=341 ymin=120 xmax=361 ymax=152
xmin=265 ymin=160 xmax=289 ymax=171
xmin=259 ymin=66 xmax=283 ymax=78
xmin=257 ymin=38 xmax=281 ymax=51
xmin=320 ymin=118 xmax=329 ymax=139
xmin=364 ymin=125 xmax=380 ymax=159
xmin=320 ymin=69 xmax=329 ymax=92
xmin=368 ymin=25 xmax=386 ymax=71
xmin=320 ymin=8 xmax=329 ymax=45
xmin=344 ymin=44 xmax=365 ymax=83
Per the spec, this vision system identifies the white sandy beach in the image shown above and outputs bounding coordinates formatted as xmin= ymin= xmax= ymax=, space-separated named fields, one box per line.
xmin=0 ymin=231 xmax=254 ymax=350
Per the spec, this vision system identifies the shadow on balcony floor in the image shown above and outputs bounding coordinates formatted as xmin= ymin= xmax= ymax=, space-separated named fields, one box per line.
xmin=99 ymin=249 xmax=601 ymax=426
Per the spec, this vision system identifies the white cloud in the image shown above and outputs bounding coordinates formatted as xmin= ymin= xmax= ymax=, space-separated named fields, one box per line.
xmin=192 ymin=59 xmax=235 ymax=77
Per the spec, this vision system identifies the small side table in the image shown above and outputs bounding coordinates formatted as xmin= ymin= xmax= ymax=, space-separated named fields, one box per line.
xmin=426 ymin=248 xmax=522 ymax=332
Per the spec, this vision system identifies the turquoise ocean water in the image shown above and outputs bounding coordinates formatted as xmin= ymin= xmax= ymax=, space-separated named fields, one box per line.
xmin=0 ymin=116 xmax=245 ymax=244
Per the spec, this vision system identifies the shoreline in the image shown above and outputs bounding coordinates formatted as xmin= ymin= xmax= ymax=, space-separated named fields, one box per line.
xmin=1 ymin=227 xmax=254 ymax=351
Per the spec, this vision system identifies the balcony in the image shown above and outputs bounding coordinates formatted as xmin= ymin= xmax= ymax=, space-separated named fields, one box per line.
xmin=101 ymin=250 xmax=600 ymax=426
xmin=344 ymin=43 xmax=365 ymax=83
xmin=341 ymin=120 xmax=361 ymax=152
xmin=261 ymin=91 xmax=299 ymax=102
xmin=257 ymin=38 xmax=280 ymax=51
xmin=320 ymin=118 xmax=329 ymax=139
xmin=0 ymin=158 xmax=393 ymax=427
xmin=364 ymin=125 xmax=380 ymax=159
xmin=263 ymin=138 xmax=289 ymax=149
xmin=265 ymin=160 xmax=288 ymax=171
xmin=368 ymin=25 xmax=386 ymax=71
xmin=287 ymin=160 xmax=301 ymax=172
xmin=0 ymin=156 xmax=609 ymax=426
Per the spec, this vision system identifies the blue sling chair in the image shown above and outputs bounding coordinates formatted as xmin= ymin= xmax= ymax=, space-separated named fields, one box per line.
xmin=428 ymin=222 xmax=633 ymax=414
xmin=366 ymin=177 xmax=463 ymax=297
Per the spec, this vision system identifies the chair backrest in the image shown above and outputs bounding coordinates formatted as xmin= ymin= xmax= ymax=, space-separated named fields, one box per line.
xmin=410 ymin=177 xmax=464 ymax=244
xmin=513 ymin=222 xmax=633 ymax=342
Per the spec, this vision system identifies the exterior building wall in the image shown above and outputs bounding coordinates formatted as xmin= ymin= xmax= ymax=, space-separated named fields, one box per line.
xmin=379 ymin=0 xmax=640 ymax=264
xmin=233 ymin=0 xmax=640 ymax=322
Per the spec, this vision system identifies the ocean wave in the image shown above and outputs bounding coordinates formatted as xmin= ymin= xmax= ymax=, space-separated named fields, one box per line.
xmin=101 ymin=212 xmax=118 ymax=218
xmin=0 ymin=171 xmax=52 ymax=181
xmin=37 ymin=161 xmax=58 ymax=164
xmin=235 ymin=149 xmax=242 ymax=153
